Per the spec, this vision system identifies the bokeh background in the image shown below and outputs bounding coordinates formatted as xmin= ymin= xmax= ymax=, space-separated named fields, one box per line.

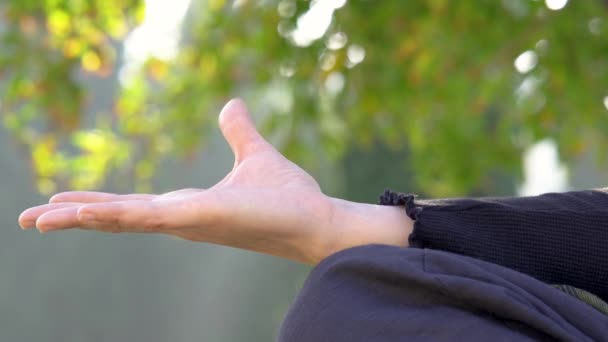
xmin=2 ymin=0 xmax=608 ymax=341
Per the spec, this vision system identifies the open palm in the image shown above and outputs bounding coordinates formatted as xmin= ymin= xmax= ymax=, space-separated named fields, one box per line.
xmin=19 ymin=99 xmax=336 ymax=263
xmin=20 ymin=99 xmax=413 ymax=264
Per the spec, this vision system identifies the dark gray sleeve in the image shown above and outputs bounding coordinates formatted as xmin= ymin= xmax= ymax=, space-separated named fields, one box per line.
xmin=378 ymin=189 xmax=608 ymax=302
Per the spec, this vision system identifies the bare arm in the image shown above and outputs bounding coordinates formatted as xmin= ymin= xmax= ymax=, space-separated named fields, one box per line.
xmin=18 ymin=99 xmax=414 ymax=265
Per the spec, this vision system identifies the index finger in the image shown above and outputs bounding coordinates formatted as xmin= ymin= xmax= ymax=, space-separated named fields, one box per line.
xmin=49 ymin=191 xmax=156 ymax=204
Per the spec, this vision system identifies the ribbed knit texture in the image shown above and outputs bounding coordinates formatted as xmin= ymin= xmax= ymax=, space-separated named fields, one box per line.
xmin=378 ymin=189 xmax=608 ymax=302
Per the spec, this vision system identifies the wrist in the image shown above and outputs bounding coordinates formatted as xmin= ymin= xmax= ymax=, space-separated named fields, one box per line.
xmin=318 ymin=197 xmax=414 ymax=263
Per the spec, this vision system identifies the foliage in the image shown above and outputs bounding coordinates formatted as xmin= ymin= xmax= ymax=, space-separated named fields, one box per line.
xmin=0 ymin=0 xmax=143 ymax=192
xmin=1 ymin=0 xmax=607 ymax=196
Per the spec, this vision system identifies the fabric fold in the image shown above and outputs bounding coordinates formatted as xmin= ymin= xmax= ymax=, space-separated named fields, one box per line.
xmin=279 ymin=245 xmax=608 ymax=341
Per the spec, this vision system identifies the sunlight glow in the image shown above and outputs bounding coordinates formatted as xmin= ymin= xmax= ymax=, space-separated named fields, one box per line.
xmin=347 ymin=44 xmax=365 ymax=65
xmin=515 ymin=75 xmax=540 ymax=100
xmin=327 ymin=32 xmax=347 ymax=50
xmin=545 ymin=0 xmax=568 ymax=11
xmin=514 ymin=50 xmax=538 ymax=74
xmin=535 ymin=39 xmax=548 ymax=55
xmin=589 ymin=17 xmax=602 ymax=36
xmin=518 ymin=139 xmax=568 ymax=196
xmin=320 ymin=52 xmax=337 ymax=71
xmin=277 ymin=1 xmax=297 ymax=18
xmin=279 ymin=62 xmax=295 ymax=78
xmin=291 ymin=0 xmax=347 ymax=47
xmin=325 ymin=72 xmax=345 ymax=95
xmin=120 ymin=0 xmax=192 ymax=85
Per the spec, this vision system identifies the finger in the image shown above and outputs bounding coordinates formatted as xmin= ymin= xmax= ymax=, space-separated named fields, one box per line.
xmin=162 ymin=188 xmax=205 ymax=197
xmin=76 ymin=194 xmax=222 ymax=236
xmin=36 ymin=207 xmax=81 ymax=233
xmin=49 ymin=191 xmax=156 ymax=204
xmin=76 ymin=200 xmax=178 ymax=233
xmin=218 ymin=98 xmax=273 ymax=163
xmin=19 ymin=202 xmax=83 ymax=229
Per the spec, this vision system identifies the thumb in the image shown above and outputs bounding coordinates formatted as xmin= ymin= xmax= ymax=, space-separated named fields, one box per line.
xmin=219 ymin=98 xmax=270 ymax=163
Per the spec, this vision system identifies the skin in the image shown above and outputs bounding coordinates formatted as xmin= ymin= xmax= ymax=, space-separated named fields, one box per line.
xmin=18 ymin=99 xmax=414 ymax=265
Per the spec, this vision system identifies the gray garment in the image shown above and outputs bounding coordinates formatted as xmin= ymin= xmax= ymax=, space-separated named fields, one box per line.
xmin=279 ymin=245 xmax=608 ymax=341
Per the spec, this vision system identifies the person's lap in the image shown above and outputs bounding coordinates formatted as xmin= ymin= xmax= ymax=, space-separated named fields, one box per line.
xmin=278 ymin=245 xmax=608 ymax=342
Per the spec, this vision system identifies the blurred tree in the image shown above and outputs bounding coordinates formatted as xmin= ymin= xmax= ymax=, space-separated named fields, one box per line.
xmin=1 ymin=0 xmax=607 ymax=196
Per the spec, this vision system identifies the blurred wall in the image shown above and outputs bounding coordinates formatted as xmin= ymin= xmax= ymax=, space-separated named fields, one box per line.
xmin=0 ymin=125 xmax=310 ymax=342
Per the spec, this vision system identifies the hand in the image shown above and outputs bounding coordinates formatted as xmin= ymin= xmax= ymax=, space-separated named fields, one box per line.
xmin=18 ymin=99 xmax=413 ymax=264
